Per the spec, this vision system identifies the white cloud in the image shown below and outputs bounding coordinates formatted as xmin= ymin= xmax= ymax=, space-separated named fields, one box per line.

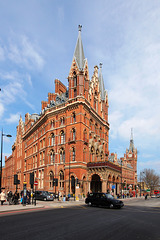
xmin=5 ymin=113 xmax=21 ymax=124
xmin=8 ymin=35 xmax=45 ymax=70
xmin=0 ymin=45 xmax=5 ymax=61
xmin=139 ymin=160 xmax=160 ymax=172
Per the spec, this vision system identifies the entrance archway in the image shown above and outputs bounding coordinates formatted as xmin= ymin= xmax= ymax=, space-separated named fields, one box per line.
xmin=91 ymin=174 xmax=102 ymax=193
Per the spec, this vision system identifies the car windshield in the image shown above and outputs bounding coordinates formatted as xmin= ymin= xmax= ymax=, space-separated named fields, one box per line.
xmin=105 ymin=193 xmax=114 ymax=199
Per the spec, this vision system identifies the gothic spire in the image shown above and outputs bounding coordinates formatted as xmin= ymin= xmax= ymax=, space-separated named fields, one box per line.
xmin=73 ymin=25 xmax=86 ymax=71
xmin=99 ymin=63 xmax=106 ymax=100
xmin=129 ymin=128 xmax=135 ymax=152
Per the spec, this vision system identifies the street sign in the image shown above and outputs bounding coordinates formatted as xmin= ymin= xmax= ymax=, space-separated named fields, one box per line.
xmin=34 ymin=181 xmax=38 ymax=185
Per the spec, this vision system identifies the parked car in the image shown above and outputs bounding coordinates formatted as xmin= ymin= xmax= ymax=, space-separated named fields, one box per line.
xmin=156 ymin=194 xmax=160 ymax=198
xmin=85 ymin=192 xmax=124 ymax=209
xmin=35 ymin=191 xmax=54 ymax=201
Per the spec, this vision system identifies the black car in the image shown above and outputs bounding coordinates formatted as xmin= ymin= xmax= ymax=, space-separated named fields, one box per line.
xmin=35 ymin=191 xmax=54 ymax=201
xmin=85 ymin=193 xmax=124 ymax=209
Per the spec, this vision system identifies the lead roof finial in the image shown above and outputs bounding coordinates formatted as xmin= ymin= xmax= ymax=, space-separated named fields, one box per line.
xmin=99 ymin=63 xmax=103 ymax=69
xmin=78 ymin=25 xmax=82 ymax=31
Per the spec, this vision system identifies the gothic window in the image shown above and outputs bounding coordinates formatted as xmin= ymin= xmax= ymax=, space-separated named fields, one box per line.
xmin=59 ymin=170 xmax=64 ymax=188
xmin=60 ymin=117 xmax=65 ymax=126
xmin=71 ymin=112 xmax=76 ymax=123
xmin=40 ymin=152 xmax=42 ymax=165
xmin=72 ymin=147 xmax=76 ymax=161
xmin=71 ymin=128 xmax=76 ymax=141
xmin=73 ymin=72 xmax=77 ymax=87
xmin=51 ymin=133 xmax=55 ymax=146
xmin=60 ymin=148 xmax=65 ymax=163
xmin=43 ymin=151 xmax=45 ymax=165
xmin=50 ymin=150 xmax=55 ymax=164
xmin=51 ymin=120 xmax=55 ymax=129
xmin=49 ymin=171 xmax=54 ymax=188
xmin=60 ymin=130 xmax=65 ymax=144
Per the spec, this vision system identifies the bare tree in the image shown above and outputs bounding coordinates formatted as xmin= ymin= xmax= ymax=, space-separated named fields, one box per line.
xmin=142 ymin=169 xmax=160 ymax=191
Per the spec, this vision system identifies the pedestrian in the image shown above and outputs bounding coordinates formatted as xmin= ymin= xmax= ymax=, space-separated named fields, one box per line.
xmin=0 ymin=190 xmax=6 ymax=205
xmin=145 ymin=194 xmax=148 ymax=200
xmin=7 ymin=191 xmax=13 ymax=205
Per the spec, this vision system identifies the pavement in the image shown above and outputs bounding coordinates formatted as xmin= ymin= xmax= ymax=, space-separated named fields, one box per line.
xmin=0 ymin=196 xmax=147 ymax=213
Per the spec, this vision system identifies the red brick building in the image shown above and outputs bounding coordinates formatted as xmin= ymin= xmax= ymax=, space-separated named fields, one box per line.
xmin=2 ymin=26 xmax=137 ymax=198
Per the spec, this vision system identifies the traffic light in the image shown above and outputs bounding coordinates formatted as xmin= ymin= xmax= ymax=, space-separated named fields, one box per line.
xmin=76 ymin=178 xmax=79 ymax=185
xmin=17 ymin=179 xmax=20 ymax=185
xmin=53 ymin=178 xmax=58 ymax=186
xmin=30 ymin=172 xmax=34 ymax=185
xmin=14 ymin=174 xmax=18 ymax=185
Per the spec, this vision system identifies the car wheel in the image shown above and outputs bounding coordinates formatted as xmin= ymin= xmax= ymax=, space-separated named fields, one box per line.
xmin=110 ymin=203 xmax=114 ymax=209
xmin=44 ymin=198 xmax=47 ymax=201
xmin=88 ymin=201 xmax=92 ymax=206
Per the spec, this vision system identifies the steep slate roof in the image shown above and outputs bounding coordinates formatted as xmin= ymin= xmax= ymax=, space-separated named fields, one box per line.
xmin=99 ymin=63 xmax=106 ymax=101
xmin=73 ymin=25 xmax=86 ymax=70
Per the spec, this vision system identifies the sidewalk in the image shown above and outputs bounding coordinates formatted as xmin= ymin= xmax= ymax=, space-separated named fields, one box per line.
xmin=0 ymin=198 xmax=85 ymax=213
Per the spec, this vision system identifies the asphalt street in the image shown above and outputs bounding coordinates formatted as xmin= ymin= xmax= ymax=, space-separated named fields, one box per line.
xmin=0 ymin=198 xmax=159 ymax=240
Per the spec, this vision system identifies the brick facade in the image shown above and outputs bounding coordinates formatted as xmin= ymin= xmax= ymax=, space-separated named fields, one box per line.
xmin=2 ymin=26 xmax=137 ymax=197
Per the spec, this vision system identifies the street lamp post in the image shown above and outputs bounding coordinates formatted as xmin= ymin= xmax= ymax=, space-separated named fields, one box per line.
xmin=0 ymin=129 xmax=12 ymax=193
xmin=140 ymin=171 xmax=144 ymax=197
xmin=121 ymin=159 xmax=123 ymax=197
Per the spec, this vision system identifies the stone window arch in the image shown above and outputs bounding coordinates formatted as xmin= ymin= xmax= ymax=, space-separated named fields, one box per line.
xmin=71 ymin=128 xmax=76 ymax=141
xmin=51 ymin=133 xmax=55 ymax=146
xmin=59 ymin=170 xmax=64 ymax=189
xmin=60 ymin=148 xmax=65 ymax=163
xmin=49 ymin=171 xmax=54 ymax=189
xmin=60 ymin=130 xmax=65 ymax=144
xmin=71 ymin=147 xmax=76 ymax=161
xmin=50 ymin=150 xmax=55 ymax=164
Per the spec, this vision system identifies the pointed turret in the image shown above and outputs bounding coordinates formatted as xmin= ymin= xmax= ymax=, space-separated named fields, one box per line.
xmin=73 ymin=25 xmax=86 ymax=71
xmin=129 ymin=128 xmax=135 ymax=152
xmin=99 ymin=63 xmax=106 ymax=101
xmin=68 ymin=25 xmax=89 ymax=99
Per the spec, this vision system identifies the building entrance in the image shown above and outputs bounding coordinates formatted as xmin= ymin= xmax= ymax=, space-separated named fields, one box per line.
xmin=91 ymin=174 xmax=102 ymax=193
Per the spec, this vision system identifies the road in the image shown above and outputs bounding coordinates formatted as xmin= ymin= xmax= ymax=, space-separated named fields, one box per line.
xmin=0 ymin=198 xmax=159 ymax=240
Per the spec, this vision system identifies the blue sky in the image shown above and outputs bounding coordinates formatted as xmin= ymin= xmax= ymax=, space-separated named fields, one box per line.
xmin=0 ymin=0 xmax=160 ymax=175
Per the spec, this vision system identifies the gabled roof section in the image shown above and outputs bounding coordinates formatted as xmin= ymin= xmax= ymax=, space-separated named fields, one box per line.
xmin=73 ymin=25 xmax=86 ymax=71
xmin=99 ymin=63 xmax=106 ymax=100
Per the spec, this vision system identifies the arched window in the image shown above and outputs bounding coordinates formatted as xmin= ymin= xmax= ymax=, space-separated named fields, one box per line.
xmin=60 ymin=130 xmax=65 ymax=144
xmin=71 ymin=128 xmax=76 ymax=141
xmin=49 ymin=171 xmax=54 ymax=189
xmin=50 ymin=150 xmax=55 ymax=164
xmin=51 ymin=133 xmax=55 ymax=146
xmin=51 ymin=120 xmax=55 ymax=129
xmin=60 ymin=148 xmax=65 ymax=163
xmin=60 ymin=117 xmax=65 ymax=126
xmin=72 ymin=147 xmax=75 ymax=161
xmin=59 ymin=170 xmax=64 ymax=189
xmin=71 ymin=112 xmax=76 ymax=123
xmin=73 ymin=72 xmax=77 ymax=87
